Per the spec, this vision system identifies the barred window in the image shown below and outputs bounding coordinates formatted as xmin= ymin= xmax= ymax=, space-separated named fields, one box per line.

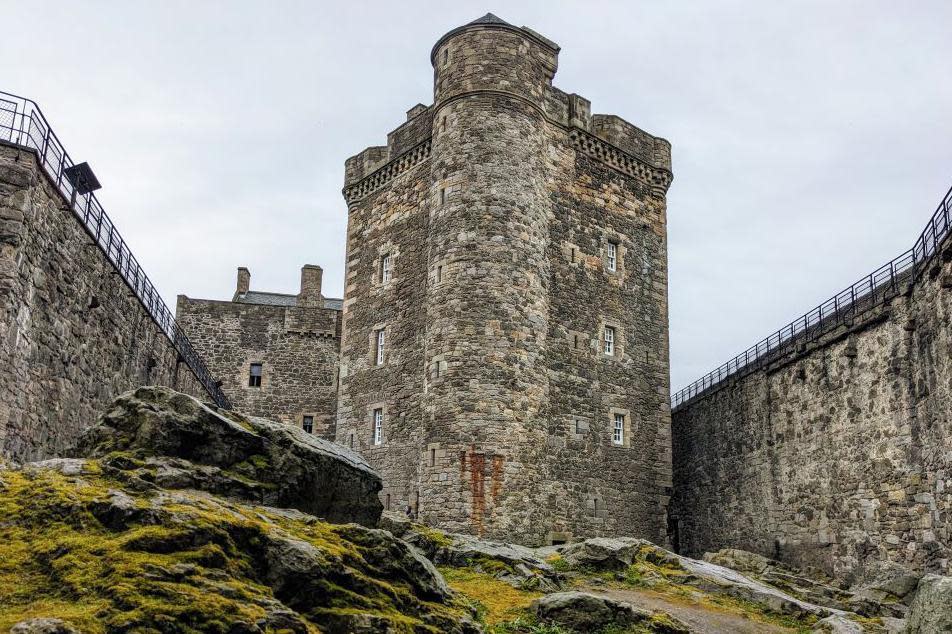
xmin=373 ymin=408 xmax=384 ymax=445
xmin=248 ymin=363 xmax=262 ymax=387
xmin=375 ymin=329 xmax=386 ymax=365
xmin=612 ymin=413 xmax=625 ymax=445
xmin=606 ymin=241 xmax=618 ymax=272
xmin=603 ymin=327 xmax=615 ymax=356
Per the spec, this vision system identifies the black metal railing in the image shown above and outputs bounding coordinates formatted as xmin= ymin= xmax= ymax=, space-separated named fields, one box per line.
xmin=672 ymin=182 xmax=952 ymax=411
xmin=0 ymin=90 xmax=230 ymax=408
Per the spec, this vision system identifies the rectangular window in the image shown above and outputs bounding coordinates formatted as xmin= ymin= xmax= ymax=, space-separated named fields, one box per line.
xmin=375 ymin=329 xmax=386 ymax=365
xmin=430 ymin=448 xmax=436 ymax=467
xmin=248 ymin=363 xmax=262 ymax=387
xmin=302 ymin=415 xmax=314 ymax=434
xmin=606 ymin=241 xmax=618 ymax=272
xmin=440 ymin=188 xmax=446 ymax=205
xmin=603 ymin=326 xmax=615 ymax=356
xmin=380 ymin=254 xmax=392 ymax=283
xmin=613 ymin=413 xmax=625 ymax=445
xmin=373 ymin=408 xmax=383 ymax=445
xmin=436 ymin=265 xmax=443 ymax=283
xmin=349 ymin=432 xmax=354 ymax=448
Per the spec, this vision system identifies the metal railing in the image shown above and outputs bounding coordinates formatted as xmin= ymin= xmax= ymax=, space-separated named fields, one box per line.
xmin=672 ymin=182 xmax=952 ymax=411
xmin=0 ymin=90 xmax=230 ymax=408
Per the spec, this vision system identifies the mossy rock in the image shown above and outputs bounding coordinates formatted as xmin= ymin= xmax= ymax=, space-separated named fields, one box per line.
xmin=0 ymin=461 xmax=481 ymax=633
xmin=74 ymin=386 xmax=382 ymax=526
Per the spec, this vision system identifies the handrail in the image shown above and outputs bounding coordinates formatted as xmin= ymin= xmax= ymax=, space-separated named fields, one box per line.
xmin=672 ymin=182 xmax=952 ymax=411
xmin=0 ymin=90 xmax=230 ymax=408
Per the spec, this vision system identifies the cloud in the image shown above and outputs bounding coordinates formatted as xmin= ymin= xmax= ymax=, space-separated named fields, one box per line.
xmin=3 ymin=0 xmax=950 ymax=392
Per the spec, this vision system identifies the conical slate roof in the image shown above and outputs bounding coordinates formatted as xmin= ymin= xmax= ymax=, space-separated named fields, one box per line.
xmin=467 ymin=13 xmax=511 ymax=26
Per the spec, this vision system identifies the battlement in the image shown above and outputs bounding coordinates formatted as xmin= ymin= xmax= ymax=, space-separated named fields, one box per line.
xmin=343 ymin=15 xmax=671 ymax=206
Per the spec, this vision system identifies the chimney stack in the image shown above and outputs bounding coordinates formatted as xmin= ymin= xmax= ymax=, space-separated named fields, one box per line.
xmin=235 ymin=267 xmax=250 ymax=300
xmin=299 ymin=265 xmax=323 ymax=307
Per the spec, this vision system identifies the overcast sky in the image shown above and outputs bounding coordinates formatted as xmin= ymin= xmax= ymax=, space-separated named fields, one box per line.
xmin=3 ymin=1 xmax=951 ymax=391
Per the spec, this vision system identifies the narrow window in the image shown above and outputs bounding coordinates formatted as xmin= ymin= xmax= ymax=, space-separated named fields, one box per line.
xmin=442 ymin=48 xmax=448 ymax=65
xmin=430 ymin=448 xmax=436 ymax=467
xmin=440 ymin=188 xmax=446 ymax=205
xmin=386 ymin=493 xmax=391 ymax=510
xmin=380 ymin=254 xmax=392 ymax=283
xmin=606 ymin=241 xmax=618 ymax=272
xmin=248 ymin=363 xmax=262 ymax=387
xmin=603 ymin=326 xmax=615 ymax=356
xmin=375 ymin=329 xmax=386 ymax=365
xmin=440 ymin=116 xmax=446 ymax=133
xmin=373 ymin=408 xmax=383 ymax=445
xmin=593 ymin=497 xmax=599 ymax=518
xmin=612 ymin=413 xmax=625 ymax=445
xmin=570 ymin=247 xmax=576 ymax=263
xmin=573 ymin=333 xmax=579 ymax=349
xmin=574 ymin=419 xmax=584 ymax=434
xmin=433 ymin=360 xmax=441 ymax=378
xmin=436 ymin=265 xmax=443 ymax=283
xmin=348 ymin=432 xmax=354 ymax=448
xmin=302 ymin=415 xmax=314 ymax=434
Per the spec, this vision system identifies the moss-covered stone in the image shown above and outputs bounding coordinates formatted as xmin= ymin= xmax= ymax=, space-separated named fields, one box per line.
xmin=0 ymin=462 xmax=480 ymax=634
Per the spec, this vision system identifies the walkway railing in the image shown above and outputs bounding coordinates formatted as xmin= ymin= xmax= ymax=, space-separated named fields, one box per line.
xmin=0 ymin=90 xmax=230 ymax=408
xmin=672 ymin=182 xmax=952 ymax=411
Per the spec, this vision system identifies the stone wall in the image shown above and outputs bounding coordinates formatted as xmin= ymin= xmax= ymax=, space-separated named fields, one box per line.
xmin=671 ymin=243 xmax=952 ymax=582
xmin=176 ymin=268 xmax=341 ymax=437
xmin=0 ymin=143 xmax=208 ymax=461
xmin=339 ymin=14 xmax=673 ymax=545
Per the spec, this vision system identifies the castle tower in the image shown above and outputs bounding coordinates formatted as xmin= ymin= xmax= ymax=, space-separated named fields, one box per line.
xmin=338 ymin=14 xmax=673 ymax=545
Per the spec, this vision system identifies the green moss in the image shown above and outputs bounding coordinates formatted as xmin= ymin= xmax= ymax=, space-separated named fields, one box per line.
xmin=440 ymin=567 xmax=541 ymax=625
xmin=413 ymin=523 xmax=455 ymax=548
xmin=0 ymin=466 xmax=468 ymax=633
xmin=546 ymin=554 xmax=571 ymax=573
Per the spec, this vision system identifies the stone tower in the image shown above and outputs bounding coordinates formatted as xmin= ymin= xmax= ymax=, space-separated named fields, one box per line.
xmin=338 ymin=14 xmax=673 ymax=545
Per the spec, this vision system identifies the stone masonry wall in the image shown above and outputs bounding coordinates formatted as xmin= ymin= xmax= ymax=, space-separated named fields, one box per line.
xmin=176 ymin=294 xmax=340 ymax=437
xmin=672 ymin=244 xmax=952 ymax=582
xmin=0 ymin=144 xmax=207 ymax=461
xmin=340 ymin=15 xmax=673 ymax=545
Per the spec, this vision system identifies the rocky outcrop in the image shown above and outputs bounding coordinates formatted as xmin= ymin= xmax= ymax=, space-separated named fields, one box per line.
xmin=705 ymin=548 xmax=919 ymax=620
xmin=0 ymin=455 xmax=479 ymax=633
xmin=380 ymin=511 xmax=559 ymax=590
xmin=561 ymin=536 xmax=686 ymax=571
xmin=75 ymin=386 xmax=381 ymax=525
xmin=0 ymin=388 xmax=481 ymax=633
xmin=904 ymin=574 xmax=952 ymax=633
xmin=533 ymin=591 xmax=689 ymax=633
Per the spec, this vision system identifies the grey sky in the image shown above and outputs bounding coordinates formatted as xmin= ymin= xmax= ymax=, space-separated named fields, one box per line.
xmin=3 ymin=1 xmax=951 ymax=392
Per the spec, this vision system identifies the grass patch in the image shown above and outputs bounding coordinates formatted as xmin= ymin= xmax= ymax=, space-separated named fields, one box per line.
xmin=440 ymin=567 xmax=542 ymax=625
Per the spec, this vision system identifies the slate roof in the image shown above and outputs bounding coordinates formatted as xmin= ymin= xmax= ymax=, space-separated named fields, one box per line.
xmin=235 ymin=291 xmax=342 ymax=311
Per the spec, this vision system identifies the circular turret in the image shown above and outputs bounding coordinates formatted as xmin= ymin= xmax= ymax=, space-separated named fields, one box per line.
xmin=419 ymin=15 xmax=560 ymax=541
xmin=431 ymin=13 xmax=559 ymax=108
